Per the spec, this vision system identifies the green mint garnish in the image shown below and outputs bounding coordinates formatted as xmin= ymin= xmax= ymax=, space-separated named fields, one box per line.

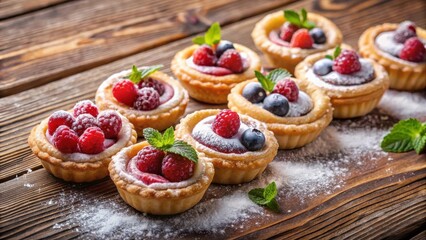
xmin=248 ymin=182 xmax=280 ymax=212
xmin=381 ymin=119 xmax=426 ymax=154
xmin=283 ymin=8 xmax=315 ymax=30
xmin=128 ymin=65 xmax=163 ymax=84
xmin=192 ymin=22 xmax=221 ymax=46
xmin=254 ymin=68 xmax=292 ymax=92
xmin=143 ymin=127 xmax=198 ymax=162
xmin=325 ymin=45 xmax=341 ymax=60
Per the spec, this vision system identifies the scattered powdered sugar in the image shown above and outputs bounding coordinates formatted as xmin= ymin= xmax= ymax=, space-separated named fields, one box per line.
xmin=378 ymin=90 xmax=426 ymax=121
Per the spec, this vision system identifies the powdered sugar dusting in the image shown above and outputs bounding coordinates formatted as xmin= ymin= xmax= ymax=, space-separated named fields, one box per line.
xmin=378 ymin=90 xmax=426 ymax=121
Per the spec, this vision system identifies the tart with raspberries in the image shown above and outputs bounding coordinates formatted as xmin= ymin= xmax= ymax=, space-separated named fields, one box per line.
xmin=295 ymin=45 xmax=389 ymax=118
xmin=171 ymin=23 xmax=261 ymax=104
xmin=228 ymin=69 xmax=332 ymax=149
xmin=28 ymin=100 xmax=137 ymax=182
xmin=252 ymin=8 xmax=342 ymax=74
xmin=109 ymin=127 xmax=214 ymax=215
xmin=359 ymin=21 xmax=426 ymax=90
xmin=95 ymin=65 xmax=189 ymax=135
xmin=175 ymin=109 xmax=278 ymax=184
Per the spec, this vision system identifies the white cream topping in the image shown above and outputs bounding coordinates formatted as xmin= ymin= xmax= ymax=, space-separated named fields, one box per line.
xmin=318 ymin=59 xmax=375 ymax=86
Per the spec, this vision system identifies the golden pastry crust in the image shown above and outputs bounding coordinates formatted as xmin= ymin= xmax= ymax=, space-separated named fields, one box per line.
xmin=228 ymin=78 xmax=333 ymax=149
xmin=252 ymin=11 xmax=342 ymax=74
xmin=171 ymin=44 xmax=261 ymax=104
xmin=96 ymin=70 xmax=189 ymax=135
xmin=175 ymin=109 xmax=278 ymax=184
xmin=359 ymin=23 xmax=426 ymax=91
xmin=28 ymin=114 xmax=137 ymax=182
xmin=109 ymin=141 xmax=214 ymax=215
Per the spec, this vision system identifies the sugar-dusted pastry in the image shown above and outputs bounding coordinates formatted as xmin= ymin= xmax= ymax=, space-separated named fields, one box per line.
xmin=109 ymin=127 xmax=214 ymax=215
xmin=28 ymin=100 xmax=137 ymax=182
xmin=175 ymin=109 xmax=278 ymax=184
xmin=171 ymin=23 xmax=261 ymax=104
xmin=96 ymin=65 xmax=189 ymax=135
xmin=295 ymin=45 xmax=390 ymax=118
xmin=228 ymin=69 xmax=332 ymax=149
xmin=252 ymin=8 xmax=342 ymax=74
xmin=359 ymin=21 xmax=426 ymax=90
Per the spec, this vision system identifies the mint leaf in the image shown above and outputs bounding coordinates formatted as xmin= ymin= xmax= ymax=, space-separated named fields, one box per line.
xmin=302 ymin=21 xmax=315 ymax=30
xmin=192 ymin=22 xmax=221 ymax=46
xmin=167 ymin=140 xmax=198 ymax=163
xmin=284 ymin=9 xmax=315 ymax=29
xmin=325 ymin=55 xmax=333 ymax=60
xmin=301 ymin=8 xmax=307 ymax=23
xmin=128 ymin=65 xmax=163 ymax=84
xmin=267 ymin=69 xmax=291 ymax=83
xmin=143 ymin=128 xmax=164 ymax=149
xmin=333 ymin=45 xmax=341 ymax=59
xmin=381 ymin=119 xmax=423 ymax=153
xmin=140 ymin=65 xmax=163 ymax=80
xmin=266 ymin=198 xmax=280 ymax=213
xmin=255 ymin=70 xmax=275 ymax=92
xmin=248 ymin=188 xmax=269 ymax=205
xmin=264 ymin=182 xmax=278 ymax=202
xmin=162 ymin=127 xmax=175 ymax=149
xmin=284 ymin=10 xmax=301 ymax=26
xmin=248 ymin=182 xmax=280 ymax=212
xmin=413 ymin=134 xmax=426 ymax=154
xmin=192 ymin=36 xmax=205 ymax=45
xmin=129 ymin=65 xmax=142 ymax=83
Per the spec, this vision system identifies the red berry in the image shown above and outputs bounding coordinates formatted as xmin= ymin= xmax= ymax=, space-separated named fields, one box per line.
xmin=133 ymin=146 xmax=165 ymax=175
xmin=333 ymin=50 xmax=362 ymax=74
xmin=193 ymin=45 xmax=216 ymax=66
xmin=52 ymin=126 xmax=79 ymax=153
xmin=133 ymin=88 xmax=160 ymax=111
xmin=138 ymin=77 xmax=165 ymax=95
xmin=272 ymin=79 xmax=299 ymax=102
xmin=73 ymin=100 xmax=99 ymax=117
xmin=212 ymin=109 xmax=241 ymax=138
xmin=78 ymin=127 xmax=105 ymax=154
xmin=112 ymin=79 xmax=138 ymax=106
xmin=48 ymin=110 xmax=75 ymax=135
xmin=399 ymin=37 xmax=426 ymax=62
xmin=217 ymin=49 xmax=244 ymax=73
xmin=290 ymin=29 xmax=313 ymax=49
xmin=161 ymin=153 xmax=195 ymax=182
xmin=280 ymin=22 xmax=299 ymax=42
xmin=138 ymin=173 xmax=170 ymax=185
xmin=72 ymin=114 xmax=99 ymax=136
xmin=393 ymin=21 xmax=417 ymax=43
xmin=97 ymin=110 xmax=122 ymax=138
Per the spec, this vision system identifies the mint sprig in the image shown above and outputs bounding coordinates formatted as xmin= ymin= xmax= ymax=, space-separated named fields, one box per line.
xmin=248 ymin=182 xmax=280 ymax=212
xmin=143 ymin=127 xmax=198 ymax=162
xmin=325 ymin=45 xmax=341 ymax=60
xmin=192 ymin=22 xmax=221 ymax=46
xmin=254 ymin=68 xmax=292 ymax=92
xmin=284 ymin=8 xmax=315 ymax=30
xmin=381 ymin=119 xmax=426 ymax=154
xmin=128 ymin=65 xmax=163 ymax=84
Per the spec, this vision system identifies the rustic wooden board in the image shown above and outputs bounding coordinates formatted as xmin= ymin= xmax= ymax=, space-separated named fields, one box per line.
xmin=0 ymin=0 xmax=69 ymax=19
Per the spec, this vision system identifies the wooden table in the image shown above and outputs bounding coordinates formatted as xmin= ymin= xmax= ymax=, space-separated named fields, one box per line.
xmin=1 ymin=0 xmax=425 ymax=239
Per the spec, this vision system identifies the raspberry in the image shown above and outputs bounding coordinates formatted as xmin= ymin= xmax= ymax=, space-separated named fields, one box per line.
xmin=272 ymin=79 xmax=299 ymax=102
xmin=217 ymin=49 xmax=244 ymax=73
xmin=52 ymin=126 xmax=79 ymax=153
xmin=393 ymin=21 xmax=417 ymax=43
xmin=193 ymin=45 xmax=216 ymax=66
xmin=48 ymin=110 xmax=75 ymax=135
xmin=333 ymin=50 xmax=362 ymax=74
xmin=133 ymin=146 xmax=165 ymax=175
xmin=290 ymin=29 xmax=313 ymax=49
xmin=161 ymin=153 xmax=195 ymax=182
xmin=133 ymin=88 xmax=160 ymax=111
xmin=78 ymin=127 xmax=105 ymax=154
xmin=72 ymin=114 xmax=99 ymax=136
xmin=138 ymin=77 xmax=165 ymax=95
xmin=399 ymin=37 xmax=426 ymax=62
xmin=97 ymin=110 xmax=122 ymax=138
xmin=280 ymin=22 xmax=299 ymax=42
xmin=73 ymin=100 xmax=99 ymax=117
xmin=212 ymin=109 xmax=241 ymax=138
xmin=112 ymin=79 xmax=138 ymax=106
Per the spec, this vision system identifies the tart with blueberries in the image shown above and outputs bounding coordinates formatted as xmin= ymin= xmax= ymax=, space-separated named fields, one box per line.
xmin=28 ymin=100 xmax=137 ymax=182
xmin=295 ymin=45 xmax=390 ymax=118
xmin=175 ymin=109 xmax=278 ymax=184
xmin=171 ymin=23 xmax=261 ymax=104
xmin=359 ymin=21 xmax=426 ymax=90
xmin=228 ymin=69 xmax=332 ymax=149
xmin=95 ymin=65 xmax=189 ymax=135
xmin=252 ymin=8 xmax=342 ymax=74
xmin=109 ymin=127 xmax=214 ymax=215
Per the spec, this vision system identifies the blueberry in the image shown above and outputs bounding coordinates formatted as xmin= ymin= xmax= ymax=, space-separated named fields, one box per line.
xmin=216 ymin=40 xmax=235 ymax=57
xmin=241 ymin=128 xmax=265 ymax=151
xmin=242 ymin=82 xmax=267 ymax=103
xmin=313 ymin=58 xmax=333 ymax=76
xmin=309 ymin=28 xmax=326 ymax=44
xmin=263 ymin=93 xmax=289 ymax=116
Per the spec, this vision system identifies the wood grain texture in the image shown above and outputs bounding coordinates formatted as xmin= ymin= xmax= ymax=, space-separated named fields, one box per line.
xmin=0 ymin=0 xmax=69 ymax=19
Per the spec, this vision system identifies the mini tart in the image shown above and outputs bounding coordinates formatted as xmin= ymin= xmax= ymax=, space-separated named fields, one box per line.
xmin=96 ymin=70 xmax=189 ymax=135
xmin=109 ymin=141 xmax=214 ymax=215
xmin=28 ymin=113 xmax=137 ymax=182
xmin=228 ymin=78 xmax=333 ymax=149
xmin=295 ymin=49 xmax=390 ymax=119
xmin=175 ymin=109 xmax=278 ymax=184
xmin=359 ymin=23 xmax=426 ymax=91
xmin=252 ymin=11 xmax=342 ymax=74
xmin=171 ymin=44 xmax=261 ymax=104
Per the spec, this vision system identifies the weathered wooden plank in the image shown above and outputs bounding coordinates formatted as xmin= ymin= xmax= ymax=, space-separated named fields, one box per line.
xmin=0 ymin=0 xmax=69 ymax=19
